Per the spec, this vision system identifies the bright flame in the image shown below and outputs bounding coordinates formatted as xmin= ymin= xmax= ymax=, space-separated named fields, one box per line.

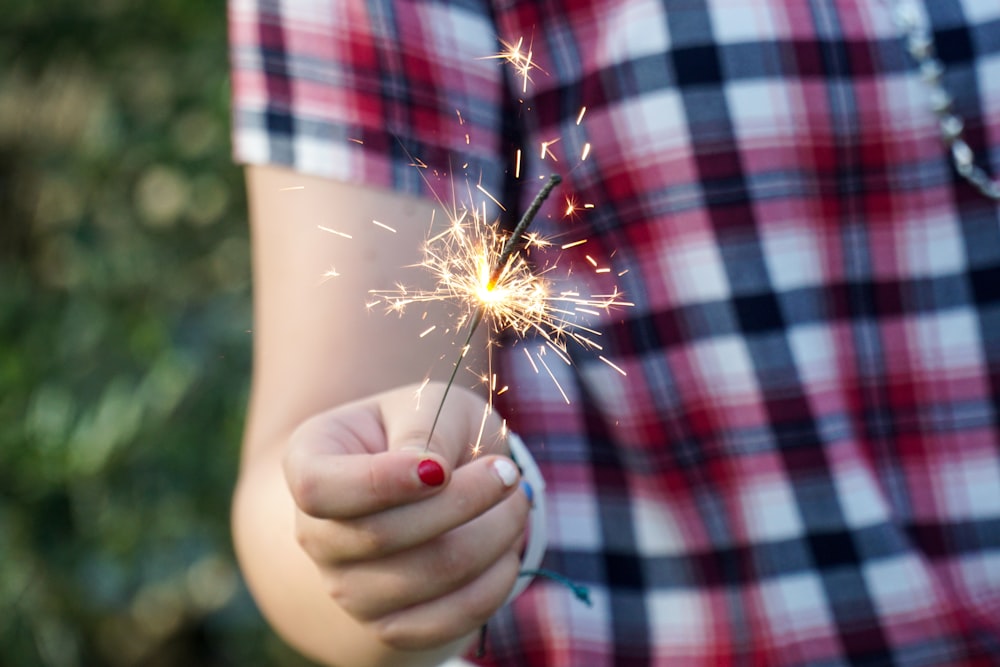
xmin=369 ymin=195 xmax=627 ymax=361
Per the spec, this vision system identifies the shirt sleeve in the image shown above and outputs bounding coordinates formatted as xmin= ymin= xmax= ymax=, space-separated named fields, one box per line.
xmin=228 ymin=0 xmax=513 ymax=199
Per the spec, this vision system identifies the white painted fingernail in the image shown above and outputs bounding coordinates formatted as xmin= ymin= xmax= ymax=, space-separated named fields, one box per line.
xmin=492 ymin=458 xmax=519 ymax=487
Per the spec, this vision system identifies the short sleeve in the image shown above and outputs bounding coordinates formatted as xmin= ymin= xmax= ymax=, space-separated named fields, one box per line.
xmin=228 ymin=0 xmax=512 ymax=199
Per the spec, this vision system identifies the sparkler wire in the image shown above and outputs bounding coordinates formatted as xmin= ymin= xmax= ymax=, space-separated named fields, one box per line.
xmin=424 ymin=174 xmax=563 ymax=450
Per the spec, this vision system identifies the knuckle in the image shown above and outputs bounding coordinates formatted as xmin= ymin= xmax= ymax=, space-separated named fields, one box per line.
xmin=371 ymin=621 xmax=403 ymax=649
xmin=328 ymin=519 xmax=396 ymax=562
xmin=322 ymin=570 xmax=349 ymax=606
xmin=372 ymin=622 xmax=409 ymax=650
xmin=293 ymin=513 xmax=390 ymax=565
xmin=285 ymin=466 xmax=323 ymax=517
xmin=374 ymin=619 xmax=454 ymax=652
xmin=292 ymin=513 xmax=326 ymax=559
xmin=326 ymin=564 xmax=392 ymax=624
xmin=322 ymin=570 xmax=371 ymax=622
xmin=292 ymin=516 xmax=312 ymax=552
xmin=351 ymin=523 xmax=391 ymax=557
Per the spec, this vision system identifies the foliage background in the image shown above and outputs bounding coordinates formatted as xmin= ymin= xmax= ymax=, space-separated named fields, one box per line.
xmin=1 ymin=1 xmax=314 ymax=664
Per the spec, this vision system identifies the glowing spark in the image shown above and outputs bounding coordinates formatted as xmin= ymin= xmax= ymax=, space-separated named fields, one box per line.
xmin=319 ymin=225 xmax=353 ymax=239
xmin=476 ymin=182 xmax=506 ymax=211
xmin=523 ymin=347 xmax=540 ymax=373
xmin=321 ymin=267 xmax=340 ymax=281
xmin=564 ymin=196 xmax=579 ymax=217
xmin=372 ymin=219 xmax=397 ymax=233
xmin=522 ymin=232 xmax=551 ymax=250
xmin=543 ymin=339 xmax=573 ymax=365
xmin=540 ymin=137 xmax=560 ymax=161
xmin=471 ymin=403 xmax=493 ymax=457
xmin=576 ymin=106 xmax=587 ymax=125
xmin=599 ymin=355 xmax=627 ymax=376
xmin=419 ymin=325 xmax=437 ymax=338
xmin=515 ymin=149 xmax=522 ymax=179
xmin=280 ymin=185 xmax=306 ymax=191
xmin=595 ymin=289 xmax=634 ymax=307
xmin=349 ymin=138 xmax=364 ymax=144
xmin=562 ymin=239 xmax=587 ymax=249
xmin=581 ymin=142 xmax=592 ymax=161
xmin=536 ymin=350 xmax=570 ymax=404
xmin=484 ymin=37 xmax=541 ymax=93
xmin=414 ymin=378 xmax=430 ymax=407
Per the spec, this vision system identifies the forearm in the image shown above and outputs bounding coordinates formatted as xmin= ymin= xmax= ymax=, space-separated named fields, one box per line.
xmin=232 ymin=435 xmax=472 ymax=667
xmin=235 ymin=166 xmax=495 ymax=664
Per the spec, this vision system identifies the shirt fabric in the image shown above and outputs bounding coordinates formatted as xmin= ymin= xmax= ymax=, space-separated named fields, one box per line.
xmin=229 ymin=1 xmax=1000 ymax=664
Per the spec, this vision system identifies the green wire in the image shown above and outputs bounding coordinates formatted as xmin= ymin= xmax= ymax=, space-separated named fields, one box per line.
xmin=519 ymin=568 xmax=592 ymax=606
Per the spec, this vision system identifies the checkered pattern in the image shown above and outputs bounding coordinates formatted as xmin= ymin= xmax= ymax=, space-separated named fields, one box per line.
xmin=230 ymin=0 xmax=1000 ymax=664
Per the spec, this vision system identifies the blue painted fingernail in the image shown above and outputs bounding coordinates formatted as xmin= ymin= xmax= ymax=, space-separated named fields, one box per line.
xmin=520 ymin=479 xmax=534 ymax=505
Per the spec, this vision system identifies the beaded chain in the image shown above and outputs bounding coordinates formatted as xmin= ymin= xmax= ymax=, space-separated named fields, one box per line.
xmin=889 ymin=1 xmax=1000 ymax=201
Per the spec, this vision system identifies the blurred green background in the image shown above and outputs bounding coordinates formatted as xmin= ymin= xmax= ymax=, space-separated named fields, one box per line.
xmin=1 ymin=2 xmax=313 ymax=665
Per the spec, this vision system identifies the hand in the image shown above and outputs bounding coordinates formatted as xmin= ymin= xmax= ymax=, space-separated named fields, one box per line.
xmin=283 ymin=382 xmax=530 ymax=651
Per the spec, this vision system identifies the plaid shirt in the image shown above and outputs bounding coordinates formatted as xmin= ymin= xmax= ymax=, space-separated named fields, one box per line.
xmin=230 ymin=1 xmax=1000 ymax=664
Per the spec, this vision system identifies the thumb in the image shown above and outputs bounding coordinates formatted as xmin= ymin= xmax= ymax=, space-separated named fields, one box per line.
xmin=284 ymin=394 xmax=452 ymax=520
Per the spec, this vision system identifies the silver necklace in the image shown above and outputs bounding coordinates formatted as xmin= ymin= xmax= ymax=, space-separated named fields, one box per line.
xmin=889 ymin=1 xmax=1000 ymax=201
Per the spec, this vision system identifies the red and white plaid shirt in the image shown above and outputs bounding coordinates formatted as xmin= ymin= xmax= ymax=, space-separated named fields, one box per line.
xmin=230 ymin=1 xmax=1000 ymax=664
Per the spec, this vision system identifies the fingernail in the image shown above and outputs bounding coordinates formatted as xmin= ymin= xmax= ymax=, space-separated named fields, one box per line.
xmin=520 ymin=479 xmax=534 ymax=505
xmin=492 ymin=458 xmax=519 ymax=487
xmin=417 ymin=459 xmax=445 ymax=487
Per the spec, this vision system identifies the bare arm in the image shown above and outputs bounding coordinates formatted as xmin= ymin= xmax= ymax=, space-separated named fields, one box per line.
xmin=232 ymin=164 xmax=528 ymax=666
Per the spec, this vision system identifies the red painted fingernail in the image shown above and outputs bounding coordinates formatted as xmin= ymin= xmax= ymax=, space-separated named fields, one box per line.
xmin=417 ymin=459 xmax=445 ymax=487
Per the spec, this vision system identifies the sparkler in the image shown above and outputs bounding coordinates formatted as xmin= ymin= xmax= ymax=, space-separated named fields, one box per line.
xmin=362 ymin=37 xmax=632 ymax=454
xmin=424 ymin=173 xmax=560 ymax=449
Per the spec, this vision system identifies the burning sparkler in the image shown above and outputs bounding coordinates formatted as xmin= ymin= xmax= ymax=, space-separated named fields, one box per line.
xmin=425 ymin=173 xmax=559 ymax=448
xmin=362 ymin=36 xmax=633 ymax=453
xmin=368 ymin=174 xmax=631 ymax=451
